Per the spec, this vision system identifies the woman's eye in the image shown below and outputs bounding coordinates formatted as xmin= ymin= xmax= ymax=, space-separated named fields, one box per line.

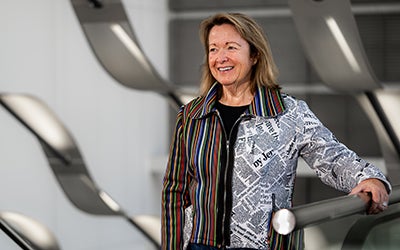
xmin=209 ymin=48 xmax=216 ymax=52
xmin=228 ymin=46 xmax=237 ymax=50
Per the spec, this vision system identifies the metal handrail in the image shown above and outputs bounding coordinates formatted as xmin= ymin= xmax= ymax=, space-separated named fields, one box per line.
xmin=272 ymin=185 xmax=400 ymax=235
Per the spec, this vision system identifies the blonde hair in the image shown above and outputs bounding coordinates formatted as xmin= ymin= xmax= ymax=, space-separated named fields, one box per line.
xmin=199 ymin=13 xmax=280 ymax=96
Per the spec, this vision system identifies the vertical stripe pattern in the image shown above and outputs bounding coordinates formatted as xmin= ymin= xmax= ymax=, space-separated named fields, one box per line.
xmin=268 ymin=220 xmax=304 ymax=250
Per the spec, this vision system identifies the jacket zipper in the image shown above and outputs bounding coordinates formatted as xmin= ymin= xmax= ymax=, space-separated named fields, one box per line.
xmin=215 ymin=111 xmax=248 ymax=247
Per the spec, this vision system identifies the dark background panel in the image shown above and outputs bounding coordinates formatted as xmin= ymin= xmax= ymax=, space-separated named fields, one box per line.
xmin=254 ymin=17 xmax=310 ymax=84
xmin=169 ymin=19 xmax=204 ymax=87
xmin=170 ymin=0 xmax=400 ymax=12
xmin=169 ymin=0 xmax=285 ymax=12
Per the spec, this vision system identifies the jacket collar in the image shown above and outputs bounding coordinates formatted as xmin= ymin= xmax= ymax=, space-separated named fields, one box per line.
xmin=194 ymin=82 xmax=286 ymax=119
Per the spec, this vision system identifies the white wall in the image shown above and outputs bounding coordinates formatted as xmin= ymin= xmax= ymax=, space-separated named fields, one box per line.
xmin=0 ymin=0 xmax=169 ymax=249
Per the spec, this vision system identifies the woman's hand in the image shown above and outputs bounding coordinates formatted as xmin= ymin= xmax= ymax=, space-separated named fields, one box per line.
xmin=350 ymin=178 xmax=390 ymax=214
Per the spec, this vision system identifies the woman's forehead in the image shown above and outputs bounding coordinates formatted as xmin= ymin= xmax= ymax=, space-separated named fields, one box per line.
xmin=208 ymin=24 xmax=246 ymax=45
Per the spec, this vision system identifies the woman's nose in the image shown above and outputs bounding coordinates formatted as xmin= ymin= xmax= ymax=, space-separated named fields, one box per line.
xmin=216 ymin=50 xmax=228 ymax=63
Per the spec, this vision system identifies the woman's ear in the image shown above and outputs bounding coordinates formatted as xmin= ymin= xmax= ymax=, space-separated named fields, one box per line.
xmin=251 ymin=52 xmax=259 ymax=65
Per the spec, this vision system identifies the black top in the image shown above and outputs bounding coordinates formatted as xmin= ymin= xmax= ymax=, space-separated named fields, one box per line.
xmin=215 ymin=101 xmax=249 ymax=136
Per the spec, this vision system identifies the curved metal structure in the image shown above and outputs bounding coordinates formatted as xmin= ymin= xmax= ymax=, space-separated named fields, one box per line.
xmin=0 ymin=211 xmax=61 ymax=250
xmin=342 ymin=202 xmax=400 ymax=250
xmin=0 ymin=94 xmax=161 ymax=249
xmin=70 ymin=0 xmax=182 ymax=108
xmin=288 ymin=0 xmax=380 ymax=92
xmin=357 ymin=90 xmax=400 ymax=184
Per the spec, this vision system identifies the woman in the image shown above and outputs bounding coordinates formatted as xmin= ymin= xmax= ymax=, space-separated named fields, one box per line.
xmin=162 ymin=13 xmax=391 ymax=250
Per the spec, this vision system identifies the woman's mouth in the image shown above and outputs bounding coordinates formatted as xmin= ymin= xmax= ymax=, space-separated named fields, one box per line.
xmin=218 ymin=66 xmax=234 ymax=72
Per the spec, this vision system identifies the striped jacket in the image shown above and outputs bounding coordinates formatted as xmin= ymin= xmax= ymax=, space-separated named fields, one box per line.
xmin=161 ymin=83 xmax=390 ymax=249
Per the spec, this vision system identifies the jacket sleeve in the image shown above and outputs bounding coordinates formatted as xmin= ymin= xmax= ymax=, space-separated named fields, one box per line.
xmin=161 ymin=106 xmax=192 ymax=250
xmin=297 ymin=100 xmax=391 ymax=193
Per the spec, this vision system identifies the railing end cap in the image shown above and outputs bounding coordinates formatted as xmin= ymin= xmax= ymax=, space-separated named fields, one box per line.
xmin=272 ymin=208 xmax=296 ymax=235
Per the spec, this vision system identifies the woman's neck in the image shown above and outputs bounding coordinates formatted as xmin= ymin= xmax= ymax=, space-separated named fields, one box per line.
xmin=219 ymin=83 xmax=253 ymax=106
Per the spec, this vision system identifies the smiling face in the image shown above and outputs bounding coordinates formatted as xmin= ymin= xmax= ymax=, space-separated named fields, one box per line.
xmin=208 ymin=24 xmax=255 ymax=89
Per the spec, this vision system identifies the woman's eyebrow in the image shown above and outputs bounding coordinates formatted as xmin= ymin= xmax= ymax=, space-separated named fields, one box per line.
xmin=209 ymin=41 xmax=242 ymax=47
